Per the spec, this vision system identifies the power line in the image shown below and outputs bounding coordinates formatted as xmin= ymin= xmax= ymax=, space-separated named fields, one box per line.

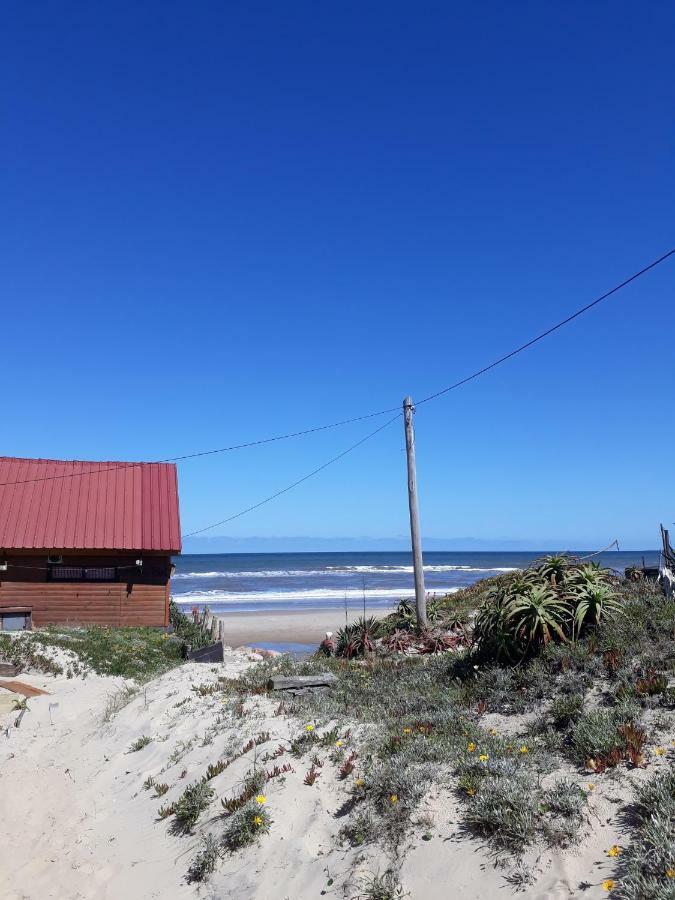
xmin=416 ymin=247 xmax=675 ymax=406
xmin=1 ymin=245 xmax=673 ymax=493
xmin=0 ymin=406 xmax=399 ymax=488
xmin=182 ymin=413 xmax=402 ymax=537
xmin=182 ymin=247 xmax=675 ymax=535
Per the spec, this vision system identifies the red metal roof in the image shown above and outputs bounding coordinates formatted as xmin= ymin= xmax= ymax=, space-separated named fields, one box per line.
xmin=0 ymin=457 xmax=181 ymax=552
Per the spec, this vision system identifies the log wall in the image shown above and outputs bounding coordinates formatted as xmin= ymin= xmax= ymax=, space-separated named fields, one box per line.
xmin=0 ymin=552 xmax=172 ymax=627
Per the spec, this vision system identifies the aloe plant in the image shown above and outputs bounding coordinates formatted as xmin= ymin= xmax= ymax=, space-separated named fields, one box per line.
xmin=567 ymin=562 xmax=611 ymax=590
xmin=504 ymin=585 xmax=570 ymax=654
xmin=536 ymin=554 xmax=572 ymax=587
xmin=335 ymin=616 xmax=382 ymax=658
xmin=572 ymin=584 xmax=623 ymax=635
xmin=508 ymin=571 xmax=539 ymax=597
xmin=473 ymin=590 xmax=520 ymax=663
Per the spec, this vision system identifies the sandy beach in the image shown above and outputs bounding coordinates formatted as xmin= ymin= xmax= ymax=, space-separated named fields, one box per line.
xmin=2 ymin=639 xmax=668 ymax=900
xmin=219 ymin=604 xmax=392 ymax=648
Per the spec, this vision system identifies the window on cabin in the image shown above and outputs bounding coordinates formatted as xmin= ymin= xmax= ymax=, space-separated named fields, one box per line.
xmin=48 ymin=566 xmax=118 ymax=581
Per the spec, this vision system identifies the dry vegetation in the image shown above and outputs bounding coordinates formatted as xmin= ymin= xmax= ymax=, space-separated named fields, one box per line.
xmin=3 ymin=558 xmax=673 ymax=899
xmin=0 ymin=600 xmax=212 ymax=681
xmin=167 ymin=558 xmax=674 ymax=898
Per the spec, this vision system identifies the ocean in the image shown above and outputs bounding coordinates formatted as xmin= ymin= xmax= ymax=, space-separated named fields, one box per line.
xmin=170 ymin=550 xmax=658 ymax=614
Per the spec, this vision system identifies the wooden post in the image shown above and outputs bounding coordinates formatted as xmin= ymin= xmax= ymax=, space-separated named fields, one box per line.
xmin=661 ymin=524 xmax=675 ymax=569
xmin=403 ymin=396 xmax=426 ymax=628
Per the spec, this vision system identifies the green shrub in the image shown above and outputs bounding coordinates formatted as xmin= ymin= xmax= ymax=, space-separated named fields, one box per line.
xmin=339 ymin=809 xmax=377 ymax=846
xmin=365 ymin=758 xmax=430 ymax=815
xmin=222 ymin=801 xmax=272 ymax=852
xmin=0 ymin=634 xmax=64 ymax=675
xmin=568 ymin=704 xmax=642 ymax=769
xmin=550 ymin=694 xmax=584 ymax=729
xmin=187 ymin=833 xmax=221 ymax=883
xmin=542 ymin=777 xmax=587 ymax=818
xmin=463 ymin=772 xmax=539 ymax=852
xmin=169 ymin=600 xmax=213 ymax=653
xmin=173 ymin=781 xmax=215 ymax=833
xmin=27 ymin=625 xmax=184 ymax=679
xmin=540 ymin=778 xmax=587 ymax=846
xmin=220 ymin=768 xmax=267 ymax=814
xmin=356 ymin=870 xmax=406 ymax=899
xmin=615 ymin=770 xmax=675 ymax=899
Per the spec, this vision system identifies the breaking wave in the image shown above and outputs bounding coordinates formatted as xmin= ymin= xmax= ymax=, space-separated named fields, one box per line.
xmin=172 ymin=586 xmax=459 ymax=605
xmin=172 ymin=565 xmax=518 ymax=579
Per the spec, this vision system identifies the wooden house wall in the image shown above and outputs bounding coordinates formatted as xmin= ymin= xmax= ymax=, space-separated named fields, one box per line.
xmin=0 ymin=552 xmax=172 ymax=627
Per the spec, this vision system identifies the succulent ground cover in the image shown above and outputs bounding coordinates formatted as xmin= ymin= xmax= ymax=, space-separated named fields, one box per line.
xmin=10 ymin=556 xmax=671 ymax=898
xmin=192 ymin=558 xmax=674 ymax=896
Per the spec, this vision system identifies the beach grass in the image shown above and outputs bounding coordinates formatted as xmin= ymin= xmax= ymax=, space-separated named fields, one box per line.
xmin=6 ymin=557 xmax=673 ymax=897
xmin=201 ymin=564 xmax=674 ymax=890
xmin=0 ymin=598 xmax=215 ymax=681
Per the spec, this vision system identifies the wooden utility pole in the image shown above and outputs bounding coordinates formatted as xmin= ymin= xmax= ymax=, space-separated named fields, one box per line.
xmin=403 ymin=396 xmax=426 ymax=628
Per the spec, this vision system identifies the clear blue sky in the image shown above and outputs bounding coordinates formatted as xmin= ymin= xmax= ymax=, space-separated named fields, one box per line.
xmin=2 ymin=2 xmax=674 ymax=549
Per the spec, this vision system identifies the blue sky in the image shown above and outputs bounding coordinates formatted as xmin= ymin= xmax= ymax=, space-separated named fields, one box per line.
xmin=2 ymin=2 xmax=674 ymax=550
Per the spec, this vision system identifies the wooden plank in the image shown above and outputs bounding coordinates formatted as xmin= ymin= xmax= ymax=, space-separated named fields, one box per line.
xmin=187 ymin=642 xmax=224 ymax=663
xmin=0 ymin=680 xmax=49 ymax=697
xmin=0 ymin=663 xmax=21 ymax=677
xmin=270 ymin=673 xmax=338 ymax=691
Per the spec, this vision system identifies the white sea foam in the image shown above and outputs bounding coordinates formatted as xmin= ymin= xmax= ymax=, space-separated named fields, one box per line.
xmin=172 ymin=565 xmax=519 ymax=579
xmin=326 ymin=565 xmax=519 ymax=574
xmin=173 ymin=570 xmax=332 ymax=579
xmin=172 ymin=586 xmax=459 ymax=604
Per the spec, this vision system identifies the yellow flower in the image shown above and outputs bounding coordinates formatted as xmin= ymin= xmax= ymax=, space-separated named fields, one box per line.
xmin=602 ymin=880 xmax=615 ymax=892
xmin=519 ymin=745 xmax=529 ymax=754
xmin=255 ymin=795 xmax=266 ymax=806
xmin=467 ymin=742 xmax=477 ymax=753
xmin=305 ymin=724 xmax=314 ymax=732
xmin=465 ymin=787 xmax=476 ymax=796
xmin=587 ymin=782 xmax=596 ymax=791
xmin=654 ymin=747 xmax=665 ymax=756
xmin=355 ymin=778 xmax=365 ymax=788
xmin=607 ymin=845 xmax=621 ymax=858
xmin=403 ymin=727 xmax=412 ymax=734
xmin=479 ymin=754 xmax=489 ymax=763
xmin=253 ymin=815 xmax=263 ymax=826
xmin=390 ymin=794 xmax=398 ymax=804
xmin=335 ymin=740 xmax=342 ymax=748
xmin=666 ymin=869 xmax=675 ymax=878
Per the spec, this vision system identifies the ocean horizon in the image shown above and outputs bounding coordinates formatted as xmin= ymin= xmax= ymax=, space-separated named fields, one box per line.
xmin=170 ymin=549 xmax=658 ymax=615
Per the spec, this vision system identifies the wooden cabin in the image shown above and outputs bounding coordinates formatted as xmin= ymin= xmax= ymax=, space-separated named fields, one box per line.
xmin=0 ymin=456 xmax=181 ymax=630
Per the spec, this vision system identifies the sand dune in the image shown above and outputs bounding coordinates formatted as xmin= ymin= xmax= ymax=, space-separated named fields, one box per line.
xmin=0 ymin=649 xmax=666 ymax=899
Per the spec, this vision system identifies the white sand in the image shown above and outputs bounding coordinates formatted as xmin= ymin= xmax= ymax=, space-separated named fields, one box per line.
xmin=219 ymin=605 xmax=392 ymax=648
xmin=1 ymin=651 xmax=672 ymax=899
